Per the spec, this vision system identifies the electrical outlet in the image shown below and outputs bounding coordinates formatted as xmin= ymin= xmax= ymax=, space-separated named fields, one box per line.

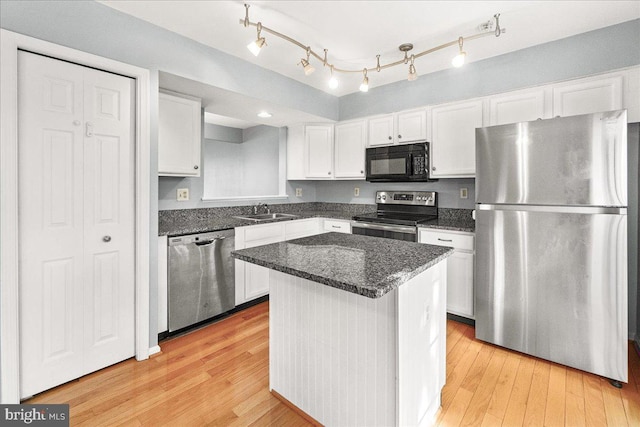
xmin=177 ymin=188 xmax=189 ymax=201
xmin=295 ymin=188 xmax=303 ymax=197
xmin=354 ymin=187 xmax=360 ymax=197
xmin=460 ymin=188 xmax=468 ymax=199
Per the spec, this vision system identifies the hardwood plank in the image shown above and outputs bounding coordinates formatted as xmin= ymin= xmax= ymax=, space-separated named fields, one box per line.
xmin=544 ymin=363 xmax=567 ymax=427
xmin=502 ymin=356 xmax=536 ymax=427
xmin=486 ymin=351 xmax=521 ymax=420
xmin=460 ymin=344 xmax=495 ymax=393
xmin=438 ymin=387 xmax=474 ymax=427
xmin=583 ymin=374 xmax=607 ymax=427
xmin=479 ymin=412 xmax=503 ymax=427
xmin=565 ymin=391 xmax=586 ymax=427
xmin=460 ymin=349 xmax=507 ymax=426
xmin=566 ymin=367 xmax=585 ymax=397
xmin=522 ymin=360 xmax=550 ymax=426
xmin=600 ymin=378 xmax=629 ymax=427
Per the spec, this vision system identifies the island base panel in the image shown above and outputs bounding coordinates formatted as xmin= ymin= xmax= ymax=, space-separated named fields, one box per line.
xmin=268 ymin=260 xmax=447 ymax=427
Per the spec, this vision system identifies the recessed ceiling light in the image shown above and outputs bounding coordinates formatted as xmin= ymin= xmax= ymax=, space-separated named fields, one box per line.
xmin=257 ymin=111 xmax=272 ymax=118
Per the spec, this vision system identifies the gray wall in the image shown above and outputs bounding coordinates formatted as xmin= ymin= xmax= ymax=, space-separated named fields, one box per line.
xmin=339 ymin=19 xmax=640 ymax=120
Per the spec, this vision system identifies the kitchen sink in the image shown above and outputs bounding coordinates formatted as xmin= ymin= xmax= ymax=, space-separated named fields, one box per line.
xmin=234 ymin=213 xmax=299 ymax=222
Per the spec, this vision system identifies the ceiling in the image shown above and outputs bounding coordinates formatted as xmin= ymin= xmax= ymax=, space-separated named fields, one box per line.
xmin=101 ymin=1 xmax=640 ymax=127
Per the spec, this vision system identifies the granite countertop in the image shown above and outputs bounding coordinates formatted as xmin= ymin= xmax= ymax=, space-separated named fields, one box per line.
xmin=419 ymin=217 xmax=476 ymax=233
xmin=158 ymin=210 xmax=356 ymax=237
xmin=232 ymin=232 xmax=454 ymax=299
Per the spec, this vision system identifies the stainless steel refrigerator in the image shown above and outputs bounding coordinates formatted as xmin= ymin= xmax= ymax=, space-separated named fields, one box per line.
xmin=475 ymin=110 xmax=628 ymax=383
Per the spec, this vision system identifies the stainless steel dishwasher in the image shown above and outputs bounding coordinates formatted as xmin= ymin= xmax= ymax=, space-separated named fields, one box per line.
xmin=168 ymin=229 xmax=235 ymax=332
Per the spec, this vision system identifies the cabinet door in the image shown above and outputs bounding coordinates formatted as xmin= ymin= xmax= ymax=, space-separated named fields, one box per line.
xmin=158 ymin=92 xmax=201 ymax=177
xmin=396 ymin=109 xmax=426 ymax=143
xmin=245 ymin=263 xmax=270 ymax=300
xmin=334 ymin=121 xmax=366 ymax=178
xmin=286 ymin=125 xmax=306 ymax=180
xmin=368 ymin=115 xmax=394 ymax=146
xmin=323 ymin=219 xmax=351 ymax=234
xmin=430 ymin=100 xmax=483 ymax=178
xmin=489 ymin=89 xmax=547 ymax=126
xmin=553 ymin=76 xmax=622 ymax=118
xmin=447 ymin=251 xmax=475 ymax=318
xmin=305 ymin=125 xmax=334 ymax=178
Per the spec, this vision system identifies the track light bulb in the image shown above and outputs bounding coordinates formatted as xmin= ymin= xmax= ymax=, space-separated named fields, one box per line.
xmin=408 ymin=55 xmax=417 ymax=81
xmin=359 ymin=70 xmax=369 ymax=92
xmin=247 ymin=37 xmax=266 ymax=56
xmin=452 ymin=36 xmax=466 ymax=67
xmin=328 ymin=76 xmax=339 ymax=89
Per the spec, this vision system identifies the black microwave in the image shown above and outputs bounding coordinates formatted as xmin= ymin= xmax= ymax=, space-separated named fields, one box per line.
xmin=365 ymin=142 xmax=434 ymax=182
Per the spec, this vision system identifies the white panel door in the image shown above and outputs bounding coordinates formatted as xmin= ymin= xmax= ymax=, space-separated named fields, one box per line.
xmin=334 ymin=120 xmax=366 ymax=178
xmin=304 ymin=125 xmax=333 ymax=178
xmin=553 ymin=76 xmax=623 ymax=118
xmin=489 ymin=89 xmax=548 ymax=126
xmin=368 ymin=115 xmax=394 ymax=146
xmin=18 ymin=52 xmax=135 ymax=398
xmin=396 ymin=109 xmax=427 ymax=143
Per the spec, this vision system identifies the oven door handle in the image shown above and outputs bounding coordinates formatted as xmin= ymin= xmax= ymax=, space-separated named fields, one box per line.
xmin=352 ymin=222 xmax=417 ymax=234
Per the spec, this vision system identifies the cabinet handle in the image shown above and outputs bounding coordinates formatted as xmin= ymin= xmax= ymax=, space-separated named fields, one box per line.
xmin=437 ymin=238 xmax=453 ymax=242
xmin=432 ymin=166 xmax=436 ymax=171
xmin=360 ymin=170 xmax=364 ymax=174
xmin=398 ymin=135 xmax=402 ymax=139
xmin=194 ymin=165 xmax=199 ymax=170
xmin=103 ymin=235 xmax=112 ymax=242
xmin=328 ymin=171 xmax=331 ymax=175
xmin=388 ymin=136 xmax=392 ymax=140
xmin=332 ymin=225 xmax=340 ymax=229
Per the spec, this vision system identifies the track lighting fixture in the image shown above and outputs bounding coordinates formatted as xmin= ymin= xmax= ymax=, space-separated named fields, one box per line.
xmin=452 ymin=37 xmax=466 ymax=68
xmin=240 ymin=4 xmax=505 ymax=92
xmin=247 ymin=22 xmax=266 ymax=56
xmin=359 ymin=69 xmax=369 ymax=92
xmin=299 ymin=48 xmax=315 ymax=75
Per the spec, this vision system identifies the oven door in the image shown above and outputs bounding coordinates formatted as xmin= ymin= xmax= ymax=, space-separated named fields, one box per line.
xmin=351 ymin=222 xmax=417 ymax=242
xmin=365 ymin=151 xmax=412 ymax=181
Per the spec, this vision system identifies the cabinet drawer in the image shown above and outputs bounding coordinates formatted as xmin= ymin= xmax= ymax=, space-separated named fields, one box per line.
xmin=323 ymin=219 xmax=351 ymax=233
xmin=244 ymin=223 xmax=284 ymax=245
xmin=419 ymin=230 xmax=474 ymax=251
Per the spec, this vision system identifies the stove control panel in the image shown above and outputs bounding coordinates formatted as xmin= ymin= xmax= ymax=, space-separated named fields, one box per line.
xmin=376 ymin=191 xmax=437 ymax=206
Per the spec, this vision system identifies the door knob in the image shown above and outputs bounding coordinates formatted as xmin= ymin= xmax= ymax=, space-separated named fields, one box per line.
xmin=103 ymin=236 xmax=112 ymax=242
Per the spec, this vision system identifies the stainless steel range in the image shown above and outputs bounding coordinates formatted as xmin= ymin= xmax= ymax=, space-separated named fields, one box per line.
xmin=352 ymin=191 xmax=437 ymax=242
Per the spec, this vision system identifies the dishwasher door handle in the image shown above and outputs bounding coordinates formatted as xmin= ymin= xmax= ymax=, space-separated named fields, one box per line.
xmin=195 ymin=240 xmax=215 ymax=246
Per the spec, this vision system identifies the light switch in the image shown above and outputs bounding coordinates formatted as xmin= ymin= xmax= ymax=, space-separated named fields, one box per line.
xmin=177 ymin=188 xmax=189 ymax=201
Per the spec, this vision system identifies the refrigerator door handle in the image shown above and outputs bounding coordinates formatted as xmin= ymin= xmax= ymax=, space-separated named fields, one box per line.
xmin=476 ymin=204 xmax=627 ymax=215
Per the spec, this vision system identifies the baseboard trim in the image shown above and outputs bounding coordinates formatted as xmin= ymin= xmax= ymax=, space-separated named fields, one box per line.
xmin=271 ymin=389 xmax=322 ymax=426
xmin=148 ymin=345 xmax=161 ymax=357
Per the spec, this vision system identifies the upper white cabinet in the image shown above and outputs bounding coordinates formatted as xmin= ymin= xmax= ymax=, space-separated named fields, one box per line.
xmin=368 ymin=109 xmax=426 ymax=146
xmin=158 ymin=91 xmax=201 ymax=177
xmin=368 ymin=115 xmax=395 ymax=146
xmin=552 ymin=76 xmax=623 ymax=118
xmin=489 ymin=88 xmax=549 ymax=126
xmin=430 ymin=100 xmax=483 ymax=178
xmin=304 ymin=125 xmax=334 ymax=178
xmin=334 ymin=120 xmax=366 ymax=178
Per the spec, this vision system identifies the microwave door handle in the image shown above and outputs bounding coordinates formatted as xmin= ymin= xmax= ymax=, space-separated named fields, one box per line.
xmin=407 ymin=154 xmax=413 ymax=175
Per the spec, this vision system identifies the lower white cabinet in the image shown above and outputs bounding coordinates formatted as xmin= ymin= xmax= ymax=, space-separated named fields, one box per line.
xmin=236 ymin=218 xmax=327 ymax=305
xmin=419 ymin=229 xmax=475 ymax=319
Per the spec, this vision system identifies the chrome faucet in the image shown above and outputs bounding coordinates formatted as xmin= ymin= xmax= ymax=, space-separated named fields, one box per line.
xmin=252 ymin=203 xmax=270 ymax=214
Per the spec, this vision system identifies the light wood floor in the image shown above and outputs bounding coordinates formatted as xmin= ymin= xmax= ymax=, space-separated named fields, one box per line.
xmin=28 ymin=301 xmax=640 ymax=426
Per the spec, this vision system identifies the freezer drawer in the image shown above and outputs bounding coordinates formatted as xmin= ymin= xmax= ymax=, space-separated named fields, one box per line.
xmin=476 ymin=110 xmax=627 ymax=207
xmin=475 ymin=207 xmax=628 ymax=382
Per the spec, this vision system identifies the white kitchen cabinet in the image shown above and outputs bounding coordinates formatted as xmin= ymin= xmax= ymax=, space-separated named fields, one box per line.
xmin=305 ymin=124 xmax=334 ymax=178
xmin=334 ymin=120 xmax=366 ymax=178
xmin=489 ymin=88 xmax=550 ymax=126
xmin=236 ymin=217 xmax=330 ymax=305
xmin=430 ymin=100 xmax=483 ymax=178
xmin=368 ymin=109 xmax=426 ymax=146
xmin=158 ymin=91 xmax=201 ymax=177
xmin=419 ymin=229 xmax=475 ymax=319
xmin=235 ymin=222 xmax=285 ymax=305
xmin=552 ymin=76 xmax=623 ymax=118
xmin=158 ymin=235 xmax=168 ymax=334
xmin=396 ymin=109 xmax=427 ymax=143
xmin=323 ymin=218 xmax=352 ymax=234
xmin=368 ymin=114 xmax=395 ymax=146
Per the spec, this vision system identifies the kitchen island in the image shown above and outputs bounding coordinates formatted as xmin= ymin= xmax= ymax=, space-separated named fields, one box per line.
xmin=232 ymin=232 xmax=453 ymax=426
